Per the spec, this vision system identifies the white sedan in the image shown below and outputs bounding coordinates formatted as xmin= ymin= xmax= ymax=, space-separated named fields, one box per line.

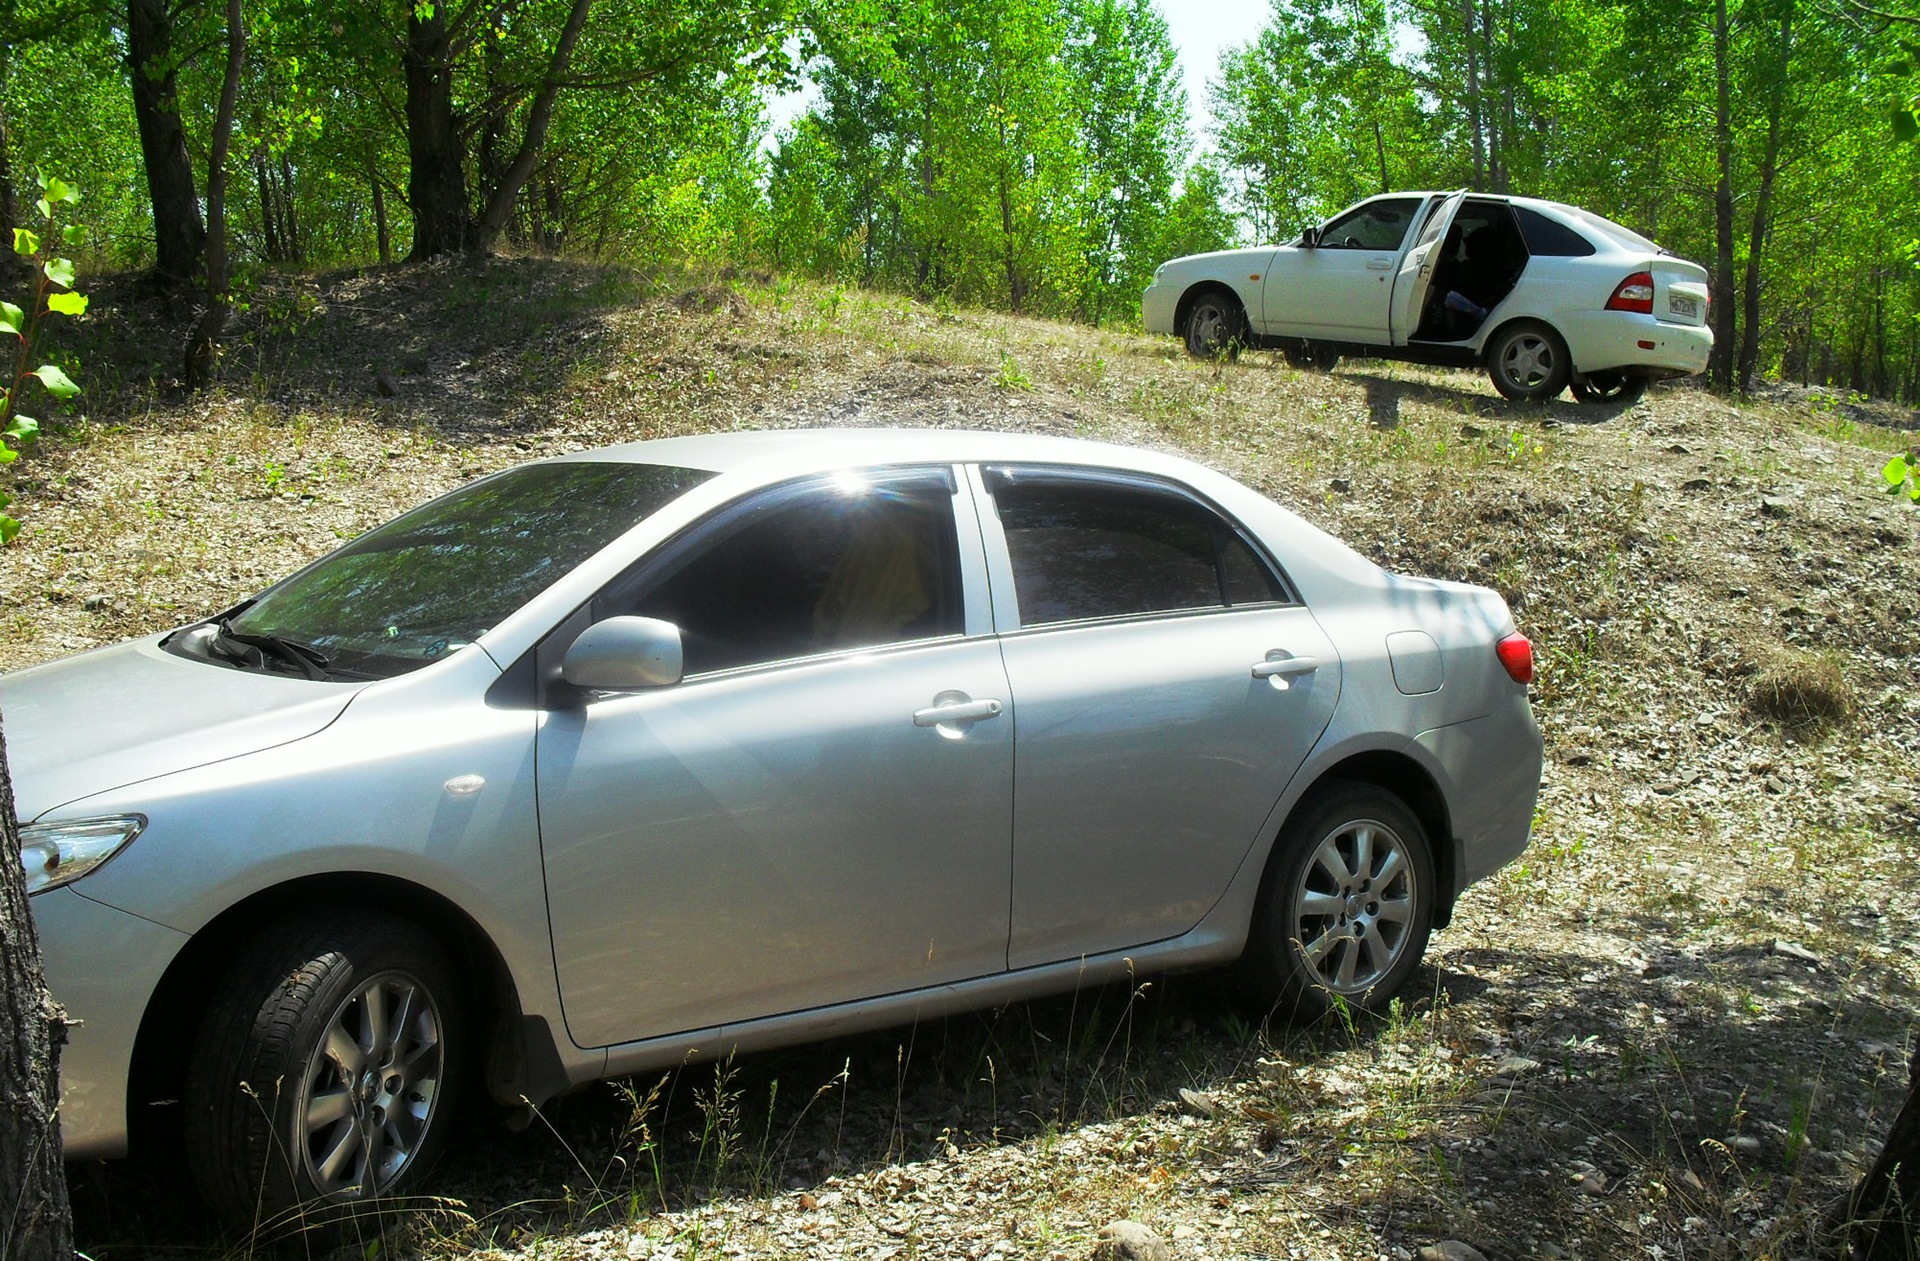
xmin=1142 ymin=191 xmax=1713 ymax=404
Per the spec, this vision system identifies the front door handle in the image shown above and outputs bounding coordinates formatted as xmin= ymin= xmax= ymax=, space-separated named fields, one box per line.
xmin=913 ymin=697 xmax=1004 ymax=727
xmin=1366 ymin=257 xmax=1394 ymax=271
xmin=1252 ymin=654 xmax=1319 ymax=679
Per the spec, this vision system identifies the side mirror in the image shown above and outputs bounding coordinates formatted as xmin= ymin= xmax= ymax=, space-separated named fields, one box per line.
xmin=560 ymin=616 xmax=684 ymax=691
xmin=1299 ymin=226 xmax=1320 ymax=248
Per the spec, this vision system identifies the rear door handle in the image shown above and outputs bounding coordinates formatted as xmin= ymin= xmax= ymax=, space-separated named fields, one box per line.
xmin=913 ymin=698 xmax=1004 ymax=726
xmin=1252 ymin=654 xmax=1319 ymax=679
xmin=1367 ymin=257 xmax=1394 ymax=271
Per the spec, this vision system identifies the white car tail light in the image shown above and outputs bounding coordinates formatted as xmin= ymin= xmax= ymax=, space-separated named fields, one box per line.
xmin=1606 ymin=272 xmax=1655 ymax=314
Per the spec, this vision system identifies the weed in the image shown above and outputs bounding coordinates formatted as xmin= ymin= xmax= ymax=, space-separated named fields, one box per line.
xmin=994 ymin=350 xmax=1033 ymax=391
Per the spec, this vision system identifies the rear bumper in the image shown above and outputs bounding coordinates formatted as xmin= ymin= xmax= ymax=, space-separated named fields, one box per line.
xmin=1415 ymin=697 xmax=1542 ymax=901
xmin=1559 ymin=310 xmax=1713 ymax=378
xmin=34 ymin=887 xmax=190 ymax=1160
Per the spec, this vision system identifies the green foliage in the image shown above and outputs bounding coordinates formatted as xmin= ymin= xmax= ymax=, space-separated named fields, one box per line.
xmin=1 ymin=172 xmax=84 ymax=543
xmin=1882 ymin=453 xmax=1920 ymax=501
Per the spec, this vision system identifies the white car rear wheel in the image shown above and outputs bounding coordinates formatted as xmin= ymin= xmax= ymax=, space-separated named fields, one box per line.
xmin=1487 ymin=321 xmax=1572 ymax=402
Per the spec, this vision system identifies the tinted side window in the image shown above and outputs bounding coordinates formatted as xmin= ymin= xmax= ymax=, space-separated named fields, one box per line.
xmin=1514 ymin=205 xmax=1596 ymax=257
xmin=622 ymin=479 xmax=963 ymax=674
xmin=1320 ymin=197 xmax=1423 ymax=251
xmin=989 ymin=475 xmax=1285 ymax=626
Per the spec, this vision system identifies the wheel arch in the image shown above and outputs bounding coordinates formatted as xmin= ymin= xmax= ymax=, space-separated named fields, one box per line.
xmin=126 ymin=872 xmax=565 ymax=1156
xmin=1175 ymin=281 xmax=1251 ymax=337
xmin=1278 ymin=750 xmax=1459 ymax=929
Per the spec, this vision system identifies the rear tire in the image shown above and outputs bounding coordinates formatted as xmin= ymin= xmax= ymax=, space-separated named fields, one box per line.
xmin=1486 ymin=320 xmax=1572 ymax=401
xmin=1240 ymin=783 xmax=1436 ymax=1016
xmin=1569 ymin=371 xmax=1649 ymax=405
xmin=1284 ymin=345 xmax=1342 ymax=372
xmin=1183 ymin=289 xmax=1247 ymax=359
xmin=185 ymin=910 xmax=464 ymax=1228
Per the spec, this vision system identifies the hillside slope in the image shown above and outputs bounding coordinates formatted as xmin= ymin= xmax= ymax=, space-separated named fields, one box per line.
xmin=8 ymin=260 xmax=1918 ymax=1260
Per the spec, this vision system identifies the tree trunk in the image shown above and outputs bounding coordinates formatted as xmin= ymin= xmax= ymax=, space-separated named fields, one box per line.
xmin=181 ymin=0 xmax=245 ymax=392
xmin=471 ymin=0 xmax=595 ymax=253
xmin=0 ymin=92 xmax=26 ymax=284
xmin=127 ymin=0 xmax=207 ymax=285
xmin=255 ymin=154 xmax=282 ymax=262
xmin=0 ymin=713 xmax=74 ymax=1261
xmin=1841 ymin=1047 xmax=1920 ymax=1258
xmin=405 ymin=3 xmax=472 ymax=260
xmin=1461 ymin=0 xmax=1485 ymax=190
xmin=1708 ymin=0 xmax=1737 ymax=392
xmin=371 ymin=169 xmax=391 ymax=263
xmin=1737 ymin=2 xmax=1792 ymax=396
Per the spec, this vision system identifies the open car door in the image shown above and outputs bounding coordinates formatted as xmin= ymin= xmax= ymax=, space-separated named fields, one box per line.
xmin=1390 ymin=191 xmax=1466 ymax=345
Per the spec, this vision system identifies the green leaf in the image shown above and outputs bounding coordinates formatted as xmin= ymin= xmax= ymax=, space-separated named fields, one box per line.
xmin=12 ymin=227 xmax=38 ymax=256
xmin=0 ymin=301 xmax=22 ymax=335
xmin=32 ymin=364 xmax=80 ymax=399
xmin=43 ymin=257 xmax=75 ymax=289
xmin=42 ymin=176 xmax=79 ymax=206
xmin=61 ymin=224 xmax=88 ymax=247
xmin=45 ymin=292 xmax=88 ymax=317
xmin=34 ymin=198 xmax=50 ymax=219
xmin=5 ymin=416 xmax=39 ymax=443
xmin=1885 ymin=455 xmax=1912 ymax=487
xmin=1896 ymin=107 xmax=1920 ymax=143
xmin=0 ymin=443 xmax=17 ymax=464
xmin=0 ymin=515 xmax=19 ymax=545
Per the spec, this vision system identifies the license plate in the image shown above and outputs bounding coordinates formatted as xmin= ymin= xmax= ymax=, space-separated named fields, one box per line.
xmin=1669 ymin=294 xmax=1699 ymax=319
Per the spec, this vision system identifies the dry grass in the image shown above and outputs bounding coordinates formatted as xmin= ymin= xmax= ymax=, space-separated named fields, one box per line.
xmin=9 ymin=260 xmax=1917 ymax=1261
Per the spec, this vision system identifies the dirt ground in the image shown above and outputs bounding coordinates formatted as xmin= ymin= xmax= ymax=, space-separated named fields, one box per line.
xmin=6 ymin=258 xmax=1917 ymax=1260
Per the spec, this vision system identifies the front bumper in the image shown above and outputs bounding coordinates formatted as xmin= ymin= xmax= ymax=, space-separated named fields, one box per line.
xmin=1141 ymin=279 xmax=1179 ymax=336
xmin=33 ymin=887 xmax=189 ymax=1159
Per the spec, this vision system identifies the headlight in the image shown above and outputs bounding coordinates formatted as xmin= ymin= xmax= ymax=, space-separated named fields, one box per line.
xmin=18 ymin=815 xmax=145 ymax=894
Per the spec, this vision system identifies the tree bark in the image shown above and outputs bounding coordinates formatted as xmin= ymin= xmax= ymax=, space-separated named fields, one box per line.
xmin=182 ymin=0 xmax=245 ymax=392
xmin=1461 ymin=0 xmax=1485 ymax=190
xmin=405 ymin=3 xmax=473 ymax=259
xmin=127 ymin=0 xmax=207 ymax=285
xmin=0 ymin=92 xmax=26 ymax=284
xmin=1737 ymin=1 xmax=1792 ymax=395
xmin=1841 ymin=1047 xmax=1920 ymax=1258
xmin=371 ymin=169 xmax=391 ymax=264
xmin=1708 ymin=0 xmax=1737 ymax=392
xmin=471 ymin=0 xmax=595 ymax=253
xmin=0 ymin=713 xmax=74 ymax=1261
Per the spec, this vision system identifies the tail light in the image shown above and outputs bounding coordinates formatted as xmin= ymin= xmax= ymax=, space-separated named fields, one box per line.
xmin=1496 ymin=633 xmax=1534 ymax=684
xmin=1606 ymin=272 xmax=1655 ymax=314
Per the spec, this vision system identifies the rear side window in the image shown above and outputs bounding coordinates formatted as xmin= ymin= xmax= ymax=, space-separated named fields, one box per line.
xmin=986 ymin=471 xmax=1286 ymax=627
xmin=1514 ymin=205 xmax=1596 ymax=257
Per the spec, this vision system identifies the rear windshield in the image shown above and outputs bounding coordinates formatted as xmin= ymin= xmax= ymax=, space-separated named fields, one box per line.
xmin=1563 ymin=205 xmax=1661 ymax=253
xmin=211 ymin=461 xmax=714 ymax=678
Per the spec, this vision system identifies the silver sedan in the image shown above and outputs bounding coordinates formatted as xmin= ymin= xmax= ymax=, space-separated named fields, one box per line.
xmin=8 ymin=428 xmax=1541 ymax=1220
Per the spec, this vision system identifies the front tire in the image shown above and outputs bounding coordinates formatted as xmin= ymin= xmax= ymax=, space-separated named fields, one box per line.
xmin=185 ymin=911 xmax=464 ymax=1226
xmin=1183 ymin=289 xmax=1247 ymax=359
xmin=1284 ymin=345 xmax=1342 ymax=372
xmin=1241 ymin=783 xmax=1436 ymax=1015
xmin=1486 ymin=321 xmax=1572 ymax=401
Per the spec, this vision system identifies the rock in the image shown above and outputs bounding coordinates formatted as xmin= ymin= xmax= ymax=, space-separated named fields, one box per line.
xmin=1419 ymin=1243 xmax=1488 ymax=1261
xmin=375 ymin=370 xmax=399 ymax=396
xmin=82 ymin=593 xmax=109 ymax=612
xmin=1577 ymin=1170 xmax=1608 ymax=1195
xmin=1177 ymin=1087 xmax=1219 ymax=1118
xmin=1731 ymin=1135 xmax=1762 ymax=1155
xmin=1761 ymin=494 xmax=1792 ymax=518
xmin=1091 ymin=1221 xmax=1170 ymax=1261
xmin=1772 ymin=939 xmax=1820 ymax=964
xmin=1330 ymin=477 xmax=1352 ymax=495
xmin=1494 ymin=1055 xmax=1542 ymax=1076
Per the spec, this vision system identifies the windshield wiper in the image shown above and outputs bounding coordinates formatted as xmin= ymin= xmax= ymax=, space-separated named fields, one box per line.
xmin=210 ymin=619 xmax=333 ymax=681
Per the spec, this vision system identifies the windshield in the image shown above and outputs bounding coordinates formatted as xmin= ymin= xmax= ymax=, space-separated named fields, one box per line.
xmin=205 ymin=461 xmax=715 ymax=679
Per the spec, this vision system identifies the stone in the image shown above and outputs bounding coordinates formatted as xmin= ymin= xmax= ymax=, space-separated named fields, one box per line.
xmin=1771 ymin=940 xmax=1820 ymax=964
xmin=1419 ymin=1243 xmax=1489 ymax=1261
xmin=1494 ymin=1056 xmax=1542 ymax=1076
xmin=1330 ymin=477 xmax=1353 ymax=495
xmin=1178 ymin=1087 xmax=1219 ymax=1118
xmin=1091 ymin=1221 xmax=1171 ymax=1261
xmin=375 ymin=370 xmax=399 ymax=396
xmin=1731 ymin=1135 xmax=1762 ymax=1155
xmin=1761 ymin=495 xmax=1792 ymax=518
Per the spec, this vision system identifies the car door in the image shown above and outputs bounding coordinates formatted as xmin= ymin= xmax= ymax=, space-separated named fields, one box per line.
xmin=975 ymin=467 xmax=1343 ymax=970
xmin=1391 ymin=191 xmax=1466 ymax=344
xmin=1261 ymin=196 xmax=1425 ymax=341
xmin=535 ymin=468 xmax=1014 ymax=1049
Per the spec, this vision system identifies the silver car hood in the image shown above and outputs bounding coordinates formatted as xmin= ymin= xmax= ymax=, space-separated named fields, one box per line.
xmin=0 ymin=635 xmax=363 ymax=821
